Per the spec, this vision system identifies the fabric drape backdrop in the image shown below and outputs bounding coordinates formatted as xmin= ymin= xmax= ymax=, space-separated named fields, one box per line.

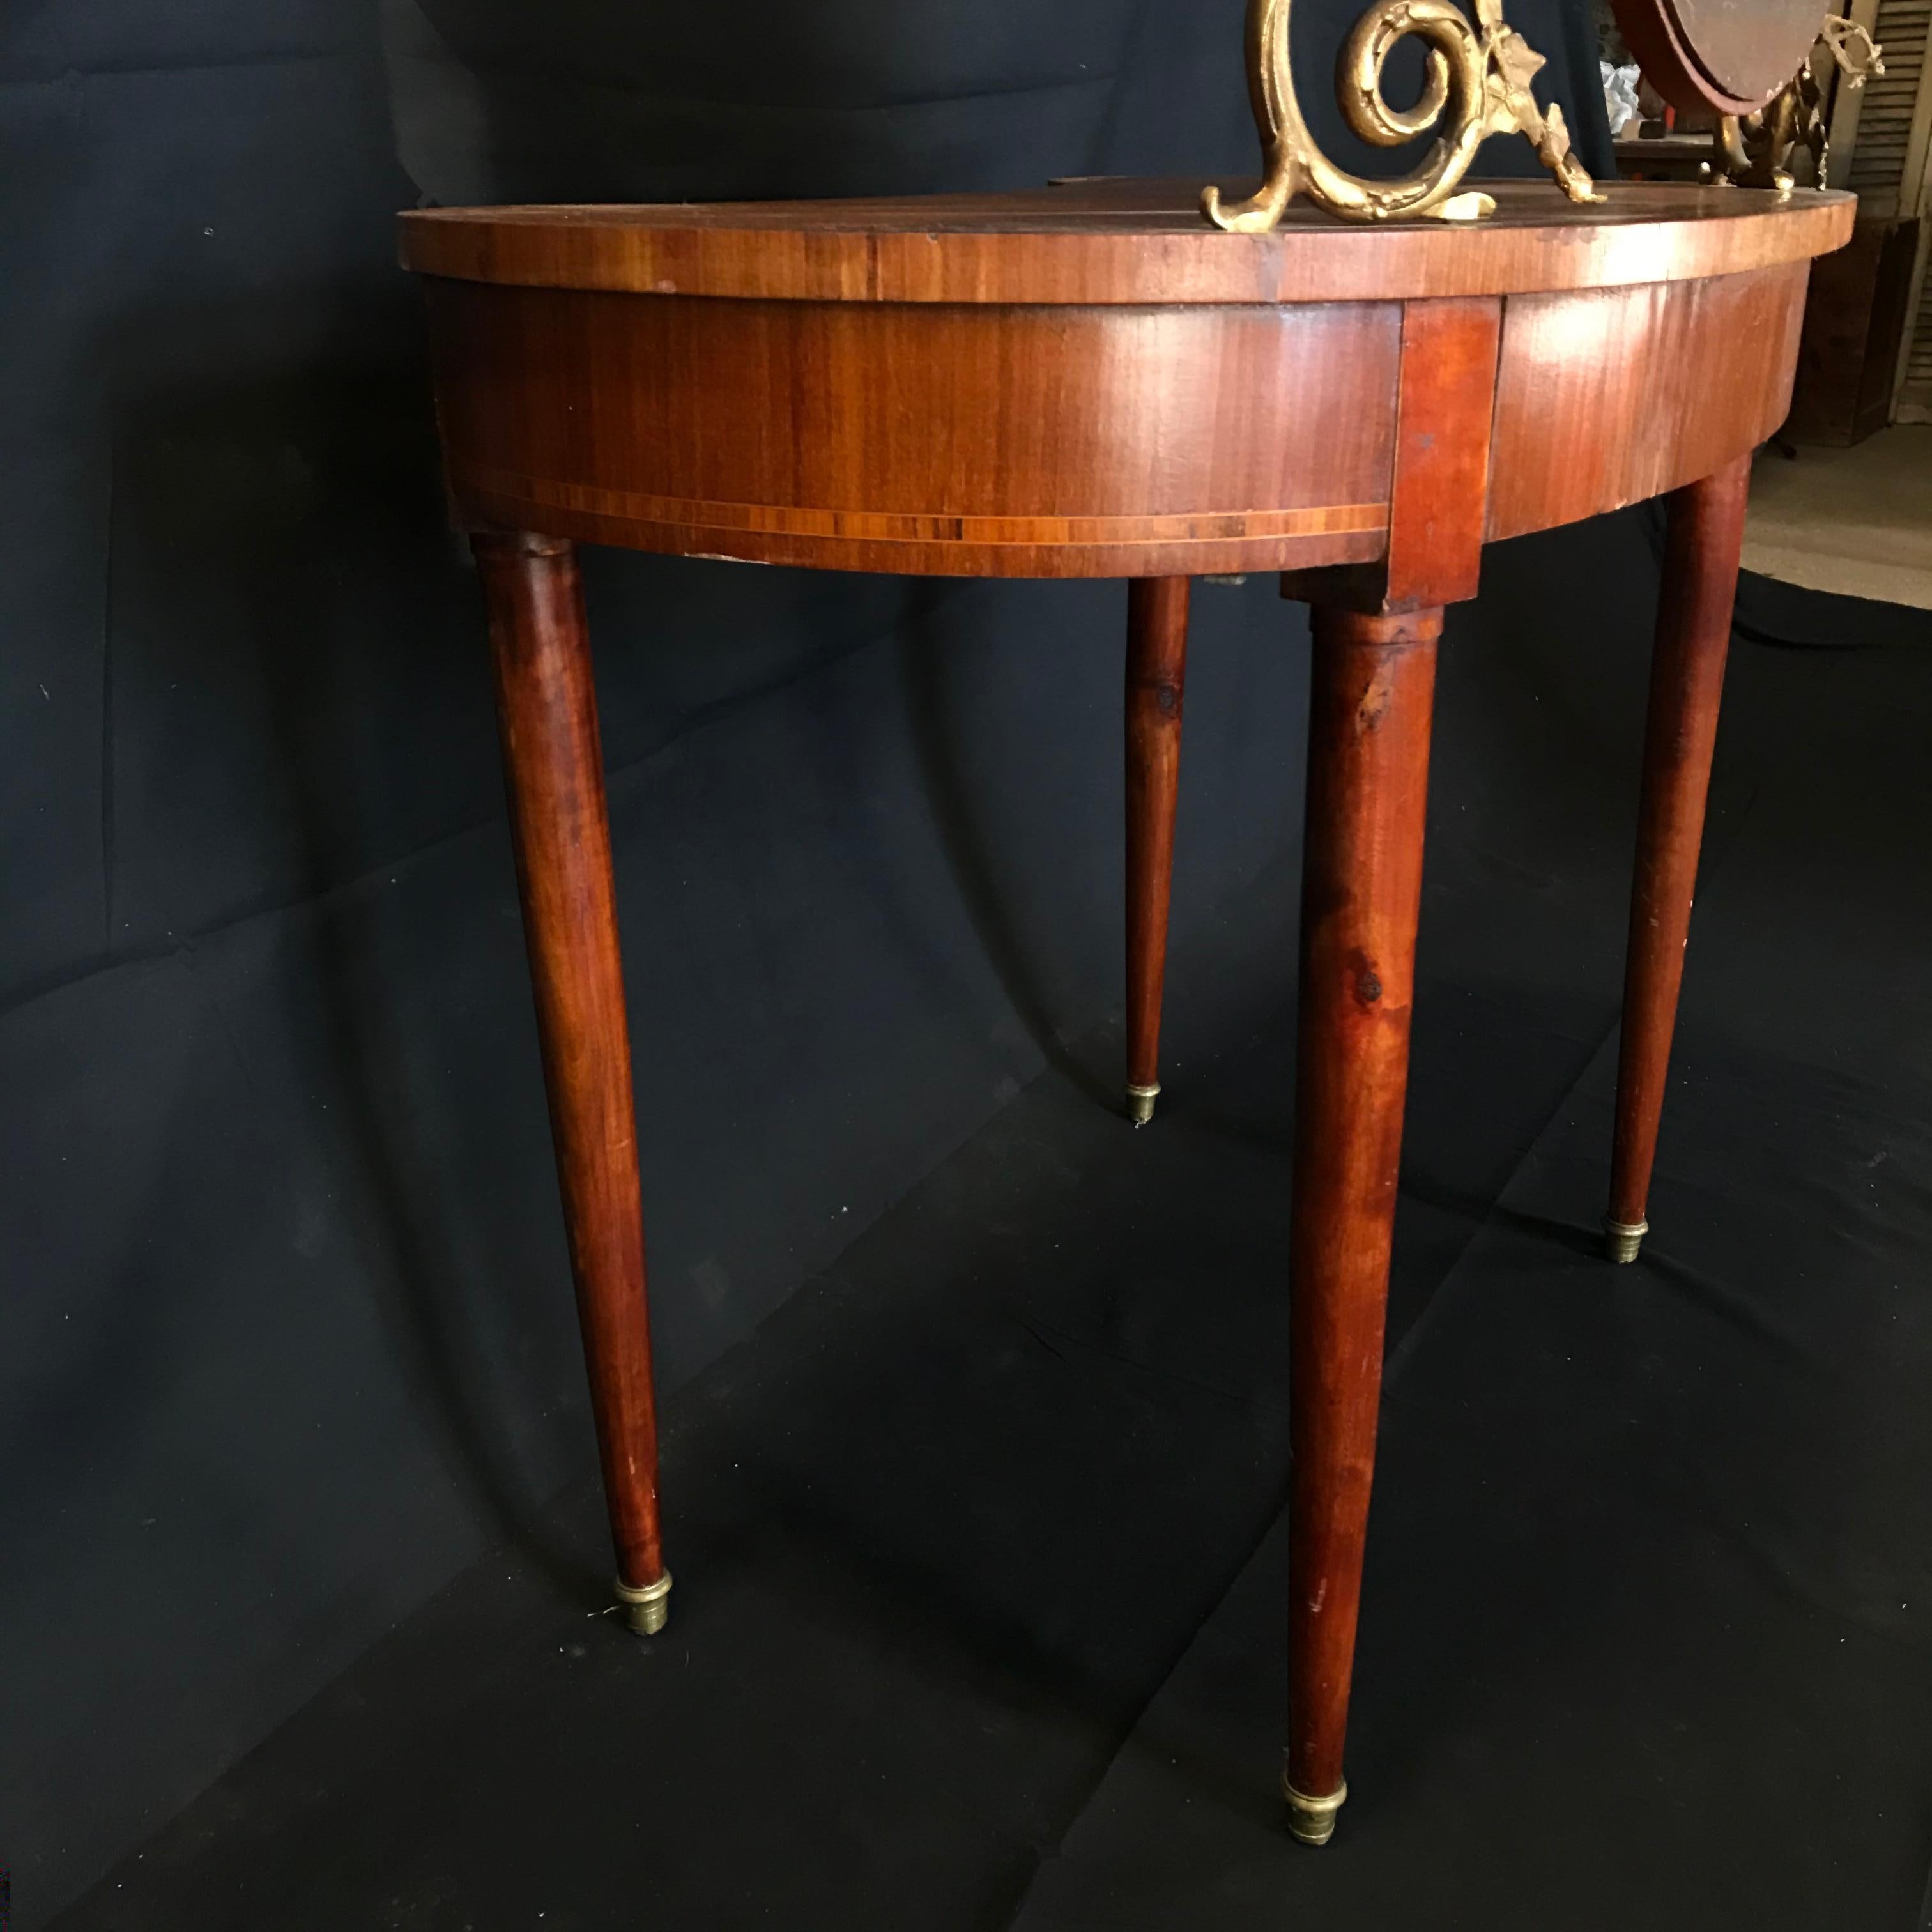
xmin=2 ymin=3 xmax=1609 ymax=1919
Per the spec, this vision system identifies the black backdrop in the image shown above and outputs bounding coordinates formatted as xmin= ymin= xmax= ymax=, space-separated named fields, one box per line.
xmin=1 ymin=1 xmax=1620 ymax=1919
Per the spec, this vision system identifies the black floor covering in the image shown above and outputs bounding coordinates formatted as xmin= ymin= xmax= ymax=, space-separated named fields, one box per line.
xmin=48 ymin=565 xmax=1932 ymax=1930
xmin=1015 ymin=1029 xmax=1932 ymax=1931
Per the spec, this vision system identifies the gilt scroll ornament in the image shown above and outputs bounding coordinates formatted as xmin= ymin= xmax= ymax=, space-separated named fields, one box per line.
xmin=1202 ymin=0 xmax=1602 ymax=229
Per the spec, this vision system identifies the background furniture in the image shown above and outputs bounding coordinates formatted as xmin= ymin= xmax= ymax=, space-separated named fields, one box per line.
xmin=1832 ymin=0 xmax=1932 ymax=424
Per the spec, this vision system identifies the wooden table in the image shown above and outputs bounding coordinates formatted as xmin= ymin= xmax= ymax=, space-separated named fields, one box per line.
xmin=399 ymin=178 xmax=1851 ymax=1844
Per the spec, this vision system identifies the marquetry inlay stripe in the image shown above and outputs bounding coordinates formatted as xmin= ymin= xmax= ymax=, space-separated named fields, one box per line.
xmin=468 ymin=468 xmax=1390 ymax=549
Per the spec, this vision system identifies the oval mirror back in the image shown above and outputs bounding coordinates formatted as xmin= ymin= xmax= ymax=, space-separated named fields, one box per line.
xmin=1610 ymin=0 xmax=1823 ymax=114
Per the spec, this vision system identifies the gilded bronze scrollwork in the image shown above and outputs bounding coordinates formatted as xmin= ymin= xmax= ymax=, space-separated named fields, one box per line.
xmin=1713 ymin=17 xmax=1883 ymax=192
xmin=1202 ymin=0 xmax=1602 ymax=230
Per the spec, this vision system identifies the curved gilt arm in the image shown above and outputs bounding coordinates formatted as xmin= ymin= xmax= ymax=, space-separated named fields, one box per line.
xmin=1202 ymin=0 xmax=1602 ymax=229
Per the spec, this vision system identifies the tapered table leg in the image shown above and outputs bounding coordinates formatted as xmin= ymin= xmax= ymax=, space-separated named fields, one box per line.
xmin=1124 ymin=576 xmax=1191 ymax=1125
xmin=1606 ymin=456 xmax=1751 ymax=1264
xmin=473 ymin=531 xmax=671 ymax=1634
xmin=1285 ymin=604 xmax=1441 ymax=1845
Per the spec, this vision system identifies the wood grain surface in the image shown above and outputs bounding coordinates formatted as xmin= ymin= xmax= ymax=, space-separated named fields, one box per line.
xmin=402 ymin=180 xmax=1851 ymax=307
xmin=424 ymin=261 xmax=1814 ymax=578
xmin=1486 ymin=262 xmax=1809 ymax=540
xmin=1384 ymin=296 xmax=1502 ymax=608
xmin=1124 ymin=578 xmax=1190 ymax=1114
xmin=1278 ymin=294 xmax=1502 ymax=614
xmin=474 ymin=533 xmax=667 ymax=1598
xmin=425 ymin=281 xmax=1400 ymax=578
xmin=1608 ymin=456 xmax=1752 ymax=1243
xmin=1286 ymin=604 xmax=1442 ymax=1813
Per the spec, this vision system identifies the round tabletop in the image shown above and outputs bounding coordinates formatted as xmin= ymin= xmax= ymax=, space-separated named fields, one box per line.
xmin=402 ymin=181 xmax=1852 ymax=581
xmin=401 ymin=178 xmax=1850 ymax=306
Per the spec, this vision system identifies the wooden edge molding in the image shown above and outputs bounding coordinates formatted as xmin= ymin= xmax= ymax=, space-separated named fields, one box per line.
xmin=399 ymin=187 xmax=1854 ymax=307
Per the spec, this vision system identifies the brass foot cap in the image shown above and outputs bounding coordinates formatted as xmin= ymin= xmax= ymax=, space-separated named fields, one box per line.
xmin=615 ymin=1570 xmax=673 ymax=1636
xmin=1126 ymin=1082 xmax=1161 ymax=1128
xmin=1604 ymin=1216 xmax=1648 ymax=1264
xmin=1283 ymin=1775 xmax=1347 ymax=1846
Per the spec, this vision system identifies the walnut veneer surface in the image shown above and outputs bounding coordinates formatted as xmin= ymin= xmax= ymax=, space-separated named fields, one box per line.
xmin=403 ymin=180 xmax=1849 ymax=581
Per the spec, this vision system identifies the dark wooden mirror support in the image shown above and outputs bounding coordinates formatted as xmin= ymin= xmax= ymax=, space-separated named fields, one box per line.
xmin=401 ymin=178 xmax=1851 ymax=1843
